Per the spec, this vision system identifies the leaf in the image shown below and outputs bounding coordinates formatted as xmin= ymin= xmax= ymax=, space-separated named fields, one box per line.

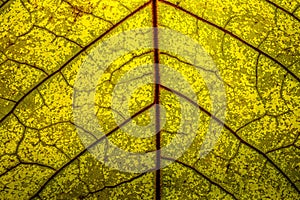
xmin=0 ymin=0 xmax=299 ymax=199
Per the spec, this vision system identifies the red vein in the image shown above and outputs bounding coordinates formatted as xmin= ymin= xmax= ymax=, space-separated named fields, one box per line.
xmin=160 ymin=84 xmax=300 ymax=193
xmin=264 ymin=0 xmax=300 ymax=22
xmin=0 ymin=1 xmax=151 ymax=125
xmin=162 ymin=157 xmax=237 ymax=199
xmin=152 ymin=0 xmax=161 ymax=199
xmin=159 ymin=0 xmax=300 ymax=83
xmin=30 ymin=103 xmax=154 ymax=199
xmin=0 ymin=0 xmax=9 ymax=9
xmin=88 ymin=172 xmax=148 ymax=195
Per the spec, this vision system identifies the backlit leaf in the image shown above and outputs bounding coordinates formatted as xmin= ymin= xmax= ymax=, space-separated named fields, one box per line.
xmin=0 ymin=0 xmax=299 ymax=199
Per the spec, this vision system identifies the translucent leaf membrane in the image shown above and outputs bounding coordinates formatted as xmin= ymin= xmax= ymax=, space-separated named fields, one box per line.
xmin=0 ymin=0 xmax=299 ymax=199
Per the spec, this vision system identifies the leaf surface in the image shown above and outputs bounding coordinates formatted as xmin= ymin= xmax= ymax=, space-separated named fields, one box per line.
xmin=0 ymin=0 xmax=299 ymax=199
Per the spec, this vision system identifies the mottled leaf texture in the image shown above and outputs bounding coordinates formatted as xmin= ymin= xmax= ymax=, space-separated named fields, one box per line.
xmin=0 ymin=0 xmax=299 ymax=199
